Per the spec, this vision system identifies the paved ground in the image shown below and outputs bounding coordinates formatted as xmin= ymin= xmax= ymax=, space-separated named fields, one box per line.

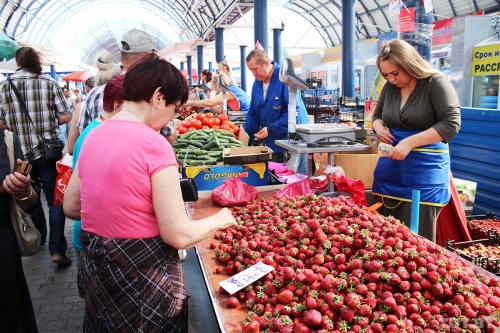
xmin=22 ymin=199 xmax=221 ymax=333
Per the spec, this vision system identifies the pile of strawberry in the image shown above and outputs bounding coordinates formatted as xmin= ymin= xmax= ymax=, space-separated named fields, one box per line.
xmin=211 ymin=194 xmax=500 ymax=333
xmin=468 ymin=218 xmax=500 ymax=239
xmin=461 ymin=243 xmax=500 ymax=260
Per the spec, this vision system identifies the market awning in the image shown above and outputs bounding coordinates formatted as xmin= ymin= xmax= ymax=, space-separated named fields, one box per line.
xmin=62 ymin=71 xmax=94 ymax=82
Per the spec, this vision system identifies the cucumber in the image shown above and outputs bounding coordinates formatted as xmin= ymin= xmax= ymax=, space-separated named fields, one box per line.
xmin=189 ymin=140 xmax=203 ymax=148
xmin=179 ymin=131 xmax=197 ymax=140
xmin=207 ymin=151 xmax=223 ymax=157
xmin=198 ymin=129 xmax=215 ymax=134
xmin=173 ymin=142 xmax=187 ymax=149
xmin=218 ymin=138 xmax=230 ymax=143
xmin=194 ymin=149 xmax=208 ymax=155
xmin=216 ymin=156 xmax=223 ymax=162
xmin=209 ymin=147 xmax=224 ymax=151
xmin=195 ymin=155 xmax=212 ymax=160
xmin=193 ymin=132 xmax=209 ymax=138
xmin=186 ymin=160 xmax=204 ymax=166
xmin=214 ymin=135 xmax=220 ymax=148
xmin=229 ymin=137 xmax=242 ymax=144
xmin=217 ymin=130 xmax=234 ymax=137
xmin=204 ymin=158 xmax=217 ymax=165
xmin=219 ymin=142 xmax=230 ymax=148
xmin=229 ymin=143 xmax=244 ymax=148
xmin=177 ymin=154 xmax=196 ymax=159
xmin=201 ymin=140 xmax=216 ymax=151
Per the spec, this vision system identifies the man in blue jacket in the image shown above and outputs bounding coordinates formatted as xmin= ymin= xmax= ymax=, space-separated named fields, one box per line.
xmin=244 ymin=49 xmax=310 ymax=163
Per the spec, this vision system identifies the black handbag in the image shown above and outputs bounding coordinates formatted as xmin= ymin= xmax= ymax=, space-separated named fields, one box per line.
xmin=180 ymin=178 xmax=198 ymax=202
xmin=7 ymin=78 xmax=64 ymax=164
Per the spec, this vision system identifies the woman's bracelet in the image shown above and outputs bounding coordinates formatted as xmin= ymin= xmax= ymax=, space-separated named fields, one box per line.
xmin=15 ymin=186 xmax=33 ymax=201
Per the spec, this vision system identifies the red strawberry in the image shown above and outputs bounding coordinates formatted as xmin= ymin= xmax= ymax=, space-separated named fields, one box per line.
xmin=431 ymin=283 xmax=444 ymax=298
xmin=358 ymin=304 xmax=372 ymax=317
xmin=242 ymin=320 xmax=260 ymax=333
xmin=340 ymin=308 xmax=355 ymax=324
xmin=355 ymin=284 xmax=368 ymax=296
xmin=293 ymin=322 xmax=311 ymax=333
xmin=305 ymin=297 xmax=318 ymax=310
xmin=227 ymin=296 xmax=240 ymax=308
xmin=283 ymin=267 xmax=296 ymax=281
xmin=278 ymin=290 xmax=294 ymax=305
xmin=302 ymin=309 xmax=322 ymax=327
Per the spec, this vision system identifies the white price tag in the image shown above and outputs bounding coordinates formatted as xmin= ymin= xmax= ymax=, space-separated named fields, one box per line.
xmin=218 ymin=262 xmax=275 ymax=295
xmin=389 ymin=0 xmax=400 ymax=17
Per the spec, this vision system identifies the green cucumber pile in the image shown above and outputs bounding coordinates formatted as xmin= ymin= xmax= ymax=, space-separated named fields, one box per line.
xmin=173 ymin=129 xmax=244 ymax=166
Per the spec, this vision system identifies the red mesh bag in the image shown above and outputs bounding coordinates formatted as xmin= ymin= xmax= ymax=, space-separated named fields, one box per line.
xmin=211 ymin=177 xmax=259 ymax=207
xmin=331 ymin=175 xmax=368 ymax=207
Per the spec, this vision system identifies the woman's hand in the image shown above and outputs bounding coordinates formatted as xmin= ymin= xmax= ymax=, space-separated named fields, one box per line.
xmin=3 ymin=159 xmax=32 ymax=198
xmin=388 ymin=139 xmax=412 ymax=161
xmin=375 ymin=126 xmax=394 ymax=144
xmin=214 ymin=208 xmax=237 ymax=229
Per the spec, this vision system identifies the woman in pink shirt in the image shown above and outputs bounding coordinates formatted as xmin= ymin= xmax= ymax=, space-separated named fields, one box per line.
xmin=64 ymin=53 xmax=236 ymax=332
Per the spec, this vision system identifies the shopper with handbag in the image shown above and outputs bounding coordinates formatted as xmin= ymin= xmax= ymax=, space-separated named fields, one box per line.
xmin=0 ymin=47 xmax=72 ymax=265
xmin=0 ymin=129 xmax=39 ymax=332
xmin=64 ymin=53 xmax=237 ymax=332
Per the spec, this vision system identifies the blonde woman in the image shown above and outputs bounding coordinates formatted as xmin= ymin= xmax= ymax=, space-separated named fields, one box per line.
xmin=184 ymin=72 xmax=250 ymax=114
xmin=372 ymin=39 xmax=461 ymax=243
xmin=218 ymin=60 xmax=237 ymax=85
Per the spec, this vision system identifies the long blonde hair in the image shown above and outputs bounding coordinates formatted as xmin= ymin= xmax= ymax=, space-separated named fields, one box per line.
xmin=212 ymin=72 xmax=231 ymax=90
xmin=376 ymin=39 xmax=438 ymax=79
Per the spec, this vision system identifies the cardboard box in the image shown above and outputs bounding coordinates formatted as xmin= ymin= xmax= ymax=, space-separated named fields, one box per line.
xmin=223 ymin=147 xmax=273 ymax=165
xmin=365 ymin=128 xmax=380 ymax=152
xmin=314 ymin=152 xmax=379 ymax=189
xmin=454 ymin=178 xmax=477 ymax=216
xmin=179 ymin=162 xmax=269 ymax=191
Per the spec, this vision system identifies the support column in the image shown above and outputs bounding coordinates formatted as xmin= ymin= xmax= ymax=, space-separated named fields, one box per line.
xmin=254 ymin=0 xmax=268 ymax=52
xmin=240 ymin=45 xmax=247 ymax=92
xmin=197 ymin=45 xmax=204 ymax=82
xmin=341 ymin=0 xmax=355 ymax=97
xmin=187 ymin=55 xmax=193 ymax=86
xmin=180 ymin=62 xmax=184 ymax=70
xmin=50 ymin=65 xmax=56 ymax=79
xmin=273 ymin=28 xmax=283 ymax=63
xmin=400 ymin=0 xmax=432 ymax=61
xmin=215 ymin=28 xmax=225 ymax=63
xmin=208 ymin=62 xmax=213 ymax=72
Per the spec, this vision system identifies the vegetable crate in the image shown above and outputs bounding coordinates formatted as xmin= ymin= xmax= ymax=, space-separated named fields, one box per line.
xmin=446 ymin=230 xmax=500 ymax=276
xmin=302 ymin=88 xmax=340 ymax=109
xmin=467 ymin=211 xmax=499 ymax=240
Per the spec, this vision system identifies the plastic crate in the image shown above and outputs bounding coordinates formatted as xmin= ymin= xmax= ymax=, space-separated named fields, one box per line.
xmin=467 ymin=212 xmax=499 ymax=240
xmin=446 ymin=230 xmax=500 ymax=275
xmin=301 ymin=89 xmax=340 ymax=109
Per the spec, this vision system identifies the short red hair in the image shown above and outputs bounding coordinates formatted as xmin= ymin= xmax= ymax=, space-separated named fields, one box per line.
xmin=122 ymin=53 xmax=189 ymax=107
xmin=103 ymin=73 xmax=125 ymax=112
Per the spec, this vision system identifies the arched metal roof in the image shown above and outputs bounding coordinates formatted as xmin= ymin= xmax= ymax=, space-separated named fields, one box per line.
xmin=1 ymin=0 xmax=500 ymax=66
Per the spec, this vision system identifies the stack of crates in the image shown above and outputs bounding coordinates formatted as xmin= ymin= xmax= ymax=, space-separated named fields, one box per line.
xmin=301 ymin=88 xmax=340 ymax=123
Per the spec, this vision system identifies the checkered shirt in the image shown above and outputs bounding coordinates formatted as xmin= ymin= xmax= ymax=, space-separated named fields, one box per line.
xmin=77 ymin=84 xmax=105 ymax=130
xmin=0 ymin=70 xmax=70 ymax=161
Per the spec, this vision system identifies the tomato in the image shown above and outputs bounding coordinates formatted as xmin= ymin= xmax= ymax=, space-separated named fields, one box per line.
xmin=187 ymin=127 xmax=197 ymax=132
xmin=192 ymin=119 xmax=203 ymax=130
xmin=232 ymin=125 xmax=239 ymax=135
xmin=220 ymin=124 xmax=229 ymax=130
xmin=183 ymin=120 xmax=192 ymax=128
xmin=213 ymin=118 xmax=221 ymax=126
xmin=178 ymin=126 xmax=187 ymax=134
xmin=196 ymin=113 xmax=205 ymax=120
xmin=202 ymin=118 xmax=213 ymax=127
xmin=211 ymin=125 xmax=220 ymax=130
xmin=205 ymin=113 xmax=214 ymax=119
xmin=218 ymin=114 xmax=228 ymax=122
xmin=201 ymin=125 xmax=210 ymax=129
xmin=227 ymin=128 xmax=235 ymax=134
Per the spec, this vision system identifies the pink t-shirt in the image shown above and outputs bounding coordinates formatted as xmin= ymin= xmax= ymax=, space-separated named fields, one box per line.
xmin=78 ymin=119 xmax=177 ymax=238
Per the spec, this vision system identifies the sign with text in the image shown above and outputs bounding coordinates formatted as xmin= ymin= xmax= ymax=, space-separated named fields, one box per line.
xmin=432 ymin=18 xmax=452 ymax=46
xmin=398 ymin=7 xmax=415 ymax=33
xmin=471 ymin=44 xmax=500 ymax=76
xmin=389 ymin=0 xmax=400 ymax=16
xmin=219 ymin=262 xmax=274 ymax=295
xmin=378 ymin=31 xmax=398 ymax=51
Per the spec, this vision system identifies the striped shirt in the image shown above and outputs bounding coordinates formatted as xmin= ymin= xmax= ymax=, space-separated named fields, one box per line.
xmin=0 ymin=70 xmax=70 ymax=161
xmin=77 ymin=84 xmax=105 ymax=130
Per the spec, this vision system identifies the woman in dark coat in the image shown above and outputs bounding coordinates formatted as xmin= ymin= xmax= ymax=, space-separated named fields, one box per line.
xmin=0 ymin=129 xmax=39 ymax=332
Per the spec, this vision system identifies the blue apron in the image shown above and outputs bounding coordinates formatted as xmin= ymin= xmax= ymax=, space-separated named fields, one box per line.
xmin=372 ymin=128 xmax=450 ymax=206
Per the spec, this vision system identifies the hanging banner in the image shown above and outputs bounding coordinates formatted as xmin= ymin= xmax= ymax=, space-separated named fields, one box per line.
xmin=471 ymin=44 xmax=500 ymax=76
xmin=378 ymin=32 xmax=398 ymax=51
xmin=423 ymin=0 xmax=433 ymax=14
xmin=398 ymin=8 xmax=415 ymax=33
xmin=432 ymin=18 xmax=452 ymax=46
xmin=322 ymin=46 xmax=342 ymax=62
xmin=389 ymin=0 xmax=400 ymax=17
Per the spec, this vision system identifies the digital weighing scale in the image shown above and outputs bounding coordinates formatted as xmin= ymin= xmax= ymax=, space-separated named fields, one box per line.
xmin=296 ymin=123 xmax=356 ymax=145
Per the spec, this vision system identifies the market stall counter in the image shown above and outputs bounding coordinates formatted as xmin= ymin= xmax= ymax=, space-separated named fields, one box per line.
xmin=186 ymin=185 xmax=500 ymax=333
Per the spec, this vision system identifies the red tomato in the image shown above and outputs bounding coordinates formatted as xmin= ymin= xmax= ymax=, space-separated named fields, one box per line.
xmin=218 ymin=114 xmax=228 ymax=122
xmin=196 ymin=113 xmax=205 ymax=120
xmin=227 ymin=128 xmax=235 ymax=134
xmin=192 ymin=119 xmax=203 ymax=130
xmin=202 ymin=118 xmax=213 ymax=127
xmin=178 ymin=126 xmax=187 ymax=134
xmin=187 ymin=127 xmax=197 ymax=132
xmin=211 ymin=125 xmax=220 ymax=130
xmin=213 ymin=118 xmax=221 ymax=126
xmin=220 ymin=124 xmax=229 ymax=130
xmin=232 ymin=125 xmax=239 ymax=135
xmin=205 ymin=113 xmax=214 ymax=119
xmin=183 ymin=120 xmax=192 ymax=128
xmin=201 ymin=125 xmax=210 ymax=129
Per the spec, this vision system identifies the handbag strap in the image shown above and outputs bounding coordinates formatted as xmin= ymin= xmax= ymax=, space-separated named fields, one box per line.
xmin=4 ymin=129 xmax=15 ymax=173
xmin=7 ymin=77 xmax=43 ymax=142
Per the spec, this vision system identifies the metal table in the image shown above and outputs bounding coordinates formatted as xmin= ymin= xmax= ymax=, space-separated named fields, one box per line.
xmin=275 ymin=139 xmax=370 ymax=192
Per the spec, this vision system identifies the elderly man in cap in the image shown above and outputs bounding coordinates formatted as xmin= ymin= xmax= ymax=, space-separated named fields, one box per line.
xmin=76 ymin=28 xmax=156 ymax=132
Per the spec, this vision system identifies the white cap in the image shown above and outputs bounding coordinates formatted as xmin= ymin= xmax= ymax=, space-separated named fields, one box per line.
xmin=120 ymin=28 xmax=156 ymax=54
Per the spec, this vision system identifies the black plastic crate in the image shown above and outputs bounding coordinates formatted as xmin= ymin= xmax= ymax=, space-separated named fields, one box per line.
xmin=446 ymin=230 xmax=500 ymax=275
xmin=466 ymin=212 xmax=499 ymax=239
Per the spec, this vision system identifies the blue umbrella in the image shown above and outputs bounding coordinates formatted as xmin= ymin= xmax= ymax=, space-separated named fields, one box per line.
xmin=0 ymin=32 xmax=20 ymax=62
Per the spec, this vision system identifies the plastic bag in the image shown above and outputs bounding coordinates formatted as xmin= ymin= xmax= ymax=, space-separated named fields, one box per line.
xmin=211 ymin=177 xmax=259 ymax=207
xmin=54 ymin=154 xmax=73 ymax=205
xmin=333 ymin=176 xmax=368 ymax=207
xmin=310 ymin=177 xmax=329 ymax=192
xmin=275 ymin=178 xmax=311 ymax=198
